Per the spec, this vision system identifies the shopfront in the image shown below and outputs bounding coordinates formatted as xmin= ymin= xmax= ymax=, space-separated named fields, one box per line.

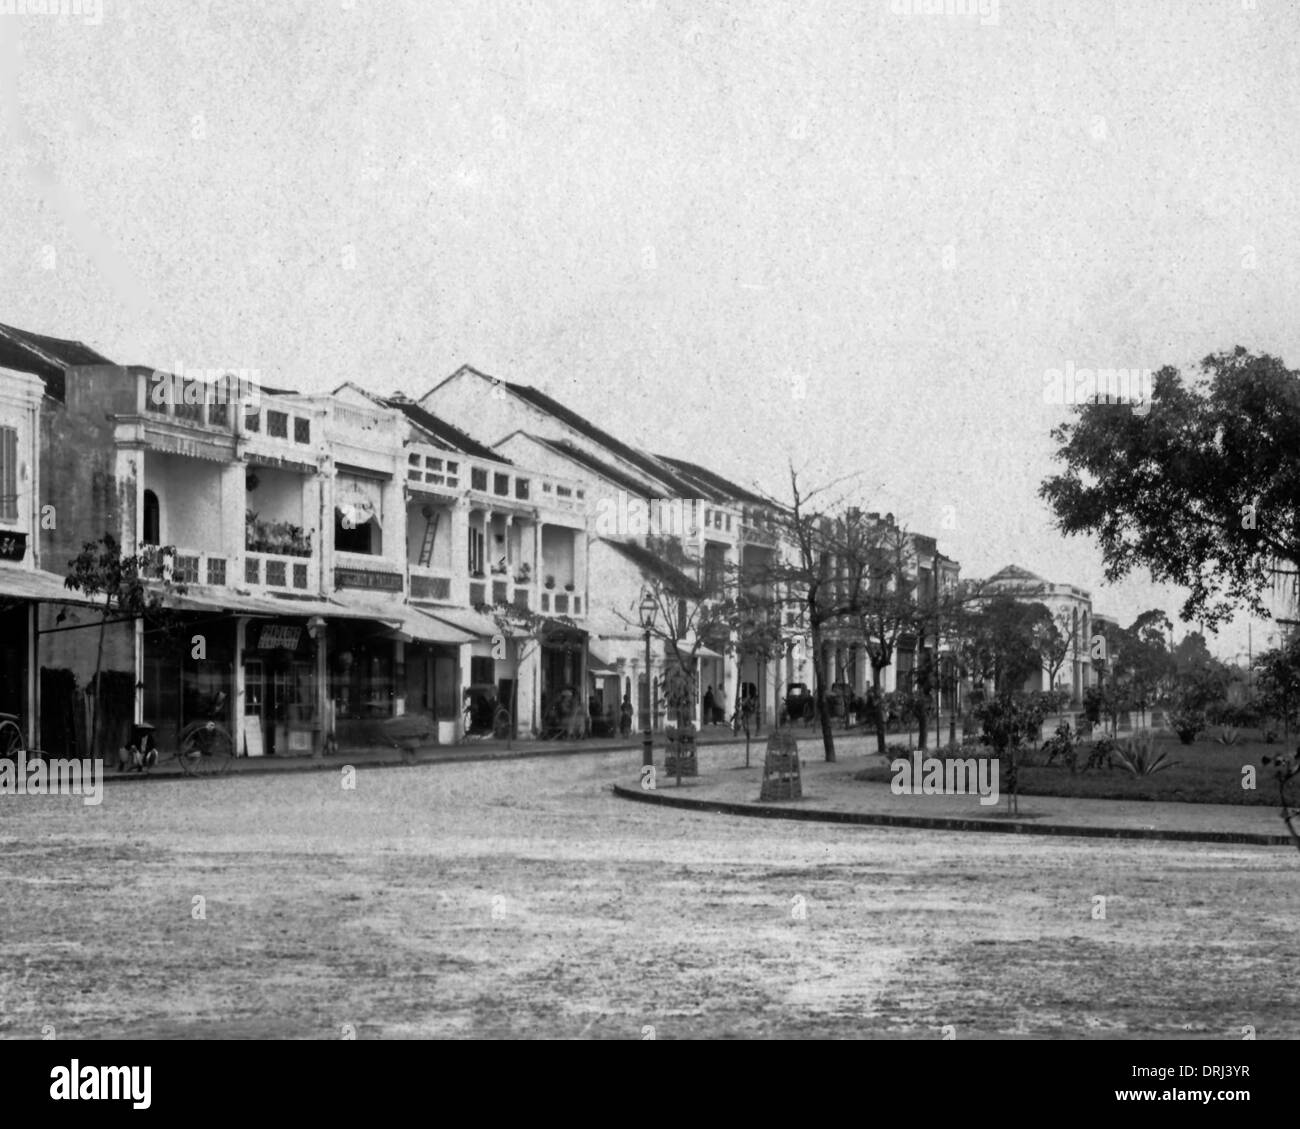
xmin=241 ymin=618 xmax=322 ymax=757
xmin=329 ymin=617 xmax=400 ymax=746
xmin=143 ymin=615 xmax=238 ymax=751
xmin=539 ymin=622 xmax=587 ymax=737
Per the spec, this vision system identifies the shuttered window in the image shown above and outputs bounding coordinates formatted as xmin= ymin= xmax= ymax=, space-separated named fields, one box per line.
xmin=0 ymin=428 xmax=17 ymax=523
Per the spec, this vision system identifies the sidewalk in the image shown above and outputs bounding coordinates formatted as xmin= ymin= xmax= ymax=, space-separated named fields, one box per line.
xmin=613 ymin=744 xmax=1297 ymax=848
xmin=101 ymin=722 xmax=775 ymax=781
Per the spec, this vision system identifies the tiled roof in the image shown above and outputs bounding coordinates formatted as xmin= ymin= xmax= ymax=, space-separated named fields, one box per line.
xmin=386 ymin=396 xmax=510 ymax=464
xmin=500 ymin=380 xmax=698 ymax=495
xmin=0 ymin=322 xmax=115 ymax=401
xmin=985 ymin=564 xmax=1046 ymax=585
xmin=529 ymin=436 xmax=662 ymax=499
xmin=654 ymin=454 xmax=775 ymax=509
xmin=599 ymin=537 xmax=698 ymax=592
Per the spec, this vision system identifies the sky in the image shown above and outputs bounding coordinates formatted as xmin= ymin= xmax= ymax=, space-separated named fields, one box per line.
xmin=2 ymin=0 xmax=1298 ymax=661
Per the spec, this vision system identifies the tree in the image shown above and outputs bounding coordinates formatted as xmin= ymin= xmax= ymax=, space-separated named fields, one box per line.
xmin=1107 ymin=610 xmax=1175 ymax=728
xmin=1036 ymin=607 xmax=1079 ymax=700
xmin=1040 ymin=348 xmax=1300 ymax=628
xmin=1254 ymin=641 xmax=1300 ymax=742
xmin=974 ymin=692 xmax=1049 ymax=815
xmin=64 ymin=534 xmax=186 ymax=759
xmin=717 ymin=590 xmax=785 ymax=767
xmin=476 ymin=602 xmax=574 ymax=745
xmin=962 ymin=596 xmax=1053 ymax=696
xmin=611 ymin=536 xmax=728 ymax=735
xmin=756 ymin=469 xmax=874 ymax=763
xmin=852 ymin=520 xmax=923 ymax=756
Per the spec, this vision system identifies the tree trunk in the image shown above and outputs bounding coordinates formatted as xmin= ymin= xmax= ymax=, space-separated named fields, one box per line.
xmin=872 ymin=665 xmax=887 ymax=756
xmin=89 ymin=603 xmax=109 ymax=760
xmin=811 ymin=624 xmax=835 ymax=762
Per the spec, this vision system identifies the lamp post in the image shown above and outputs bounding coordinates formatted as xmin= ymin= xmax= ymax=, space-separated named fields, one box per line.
xmin=640 ymin=592 xmax=656 ymax=769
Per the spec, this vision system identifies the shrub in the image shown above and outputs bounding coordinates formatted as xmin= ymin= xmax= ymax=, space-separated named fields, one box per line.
xmin=1041 ymin=720 xmax=1077 ymax=773
xmin=1082 ymin=736 xmax=1119 ymax=772
xmin=1111 ymin=728 xmax=1177 ymax=776
xmin=1217 ymin=725 xmax=1241 ymax=747
xmin=1165 ymin=708 xmax=1205 ymax=745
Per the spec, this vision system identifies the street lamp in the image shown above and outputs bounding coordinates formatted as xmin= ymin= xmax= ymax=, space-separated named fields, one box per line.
xmin=640 ymin=592 xmax=656 ymax=769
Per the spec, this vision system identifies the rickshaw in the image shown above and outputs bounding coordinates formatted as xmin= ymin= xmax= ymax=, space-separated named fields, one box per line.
xmin=782 ymin=683 xmax=815 ymax=725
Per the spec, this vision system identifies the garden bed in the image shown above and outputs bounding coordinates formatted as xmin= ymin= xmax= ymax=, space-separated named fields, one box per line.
xmin=854 ymin=735 xmax=1285 ymax=807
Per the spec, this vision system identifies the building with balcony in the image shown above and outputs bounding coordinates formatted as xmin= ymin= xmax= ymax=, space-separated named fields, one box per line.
xmin=419 ymin=365 xmax=797 ymax=731
xmin=36 ymin=362 xmax=474 ymax=760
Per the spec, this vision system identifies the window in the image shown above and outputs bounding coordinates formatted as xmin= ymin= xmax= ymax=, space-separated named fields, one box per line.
xmin=494 ymin=473 xmax=509 ymax=496
xmin=141 ymin=489 xmax=160 ymax=545
xmin=445 ymin=461 xmax=459 ymax=488
xmin=244 ymin=407 xmax=261 ymax=432
xmin=267 ymin=410 xmax=288 ymax=438
xmin=471 ymin=467 xmax=488 ymax=491
xmin=0 ymin=428 xmax=18 ymax=523
xmin=335 ymin=509 xmax=377 ymax=555
xmin=208 ymin=399 xmax=229 ymax=428
xmin=468 ymin=527 xmax=485 ymax=575
xmin=294 ymin=417 xmax=310 ymax=444
xmin=470 ymin=657 xmax=494 ymax=685
xmin=515 ymin=478 xmax=530 ymax=500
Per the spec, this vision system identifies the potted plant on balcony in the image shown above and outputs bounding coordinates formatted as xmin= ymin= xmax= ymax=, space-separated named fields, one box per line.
xmin=514 ymin=562 xmax=532 ymax=584
xmin=564 ymin=581 xmax=576 ymax=592
xmin=544 ymin=574 xmax=556 ymax=589
xmin=470 ymin=569 xmax=486 ymax=580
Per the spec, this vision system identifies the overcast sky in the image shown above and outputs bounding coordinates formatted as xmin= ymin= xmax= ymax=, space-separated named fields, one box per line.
xmin=2 ymin=0 xmax=1297 ymax=659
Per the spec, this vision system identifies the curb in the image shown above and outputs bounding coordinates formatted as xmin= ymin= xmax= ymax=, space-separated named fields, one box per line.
xmin=611 ymin=784 xmax=1296 ymax=848
xmin=96 ymin=738 xmax=648 ymax=784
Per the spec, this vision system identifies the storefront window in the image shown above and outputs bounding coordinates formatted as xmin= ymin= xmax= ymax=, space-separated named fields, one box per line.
xmin=331 ymin=622 xmax=396 ymax=719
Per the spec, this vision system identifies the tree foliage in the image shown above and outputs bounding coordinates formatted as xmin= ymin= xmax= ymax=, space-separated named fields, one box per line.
xmin=1040 ymin=349 xmax=1300 ymax=627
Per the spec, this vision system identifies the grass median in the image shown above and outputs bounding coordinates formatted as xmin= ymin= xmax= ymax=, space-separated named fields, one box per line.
xmin=854 ymin=734 xmax=1281 ymax=807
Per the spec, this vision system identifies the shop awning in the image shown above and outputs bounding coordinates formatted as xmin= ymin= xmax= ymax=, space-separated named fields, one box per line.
xmin=382 ymin=608 xmax=476 ymax=645
xmin=416 ymin=604 xmax=500 ymax=638
xmin=587 ymin=646 xmax=618 ymax=676
xmin=0 ymin=564 xmax=98 ymax=605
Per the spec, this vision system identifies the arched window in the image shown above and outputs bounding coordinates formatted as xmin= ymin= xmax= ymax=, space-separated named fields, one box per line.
xmin=142 ymin=489 xmax=160 ymax=545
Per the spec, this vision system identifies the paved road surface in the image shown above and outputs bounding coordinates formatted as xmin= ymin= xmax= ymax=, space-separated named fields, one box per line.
xmin=1 ymin=744 xmax=1294 ymax=1038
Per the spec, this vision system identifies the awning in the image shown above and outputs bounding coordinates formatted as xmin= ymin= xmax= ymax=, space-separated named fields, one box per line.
xmin=0 ymin=564 xmax=98 ymax=606
xmin=587 ymin=646 xmax=618 ymax=676
xmin=151 ymin=585 xmax=403 ymax=627
xmin=384 ymin=608 xmax=476 ymax=645
xmin=416 ymin=604 xmax=500 ymax=638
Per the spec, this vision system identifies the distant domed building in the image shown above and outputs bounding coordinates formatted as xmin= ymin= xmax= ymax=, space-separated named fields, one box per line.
xmin=966 ymin=564 xmax=1107 ymax=701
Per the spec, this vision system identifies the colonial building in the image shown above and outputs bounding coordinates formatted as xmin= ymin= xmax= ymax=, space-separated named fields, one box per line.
xmin=418 ymin=364 xmax=794 ymax=731
xmin=969 ymin=563 xmax=1102 ymax=700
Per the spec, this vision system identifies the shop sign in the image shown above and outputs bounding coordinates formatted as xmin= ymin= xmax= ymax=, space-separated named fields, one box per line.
xmin=255 ymin=624 xmax=303 ymax=651
xmin=335 ymin=568 xmax=403 ymax=592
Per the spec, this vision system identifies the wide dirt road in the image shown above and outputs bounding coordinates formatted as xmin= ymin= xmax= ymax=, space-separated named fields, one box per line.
xmin=1 ymin=745 xmax=1295 ymax=1039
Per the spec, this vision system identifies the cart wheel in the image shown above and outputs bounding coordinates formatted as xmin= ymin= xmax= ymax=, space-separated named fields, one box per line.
xmin=0 ymin=718 xmax=24 ymax=762
xmin=178 ymin=721 xmax=235 ymax=777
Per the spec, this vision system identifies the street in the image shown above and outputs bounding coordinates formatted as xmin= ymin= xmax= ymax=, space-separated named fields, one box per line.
xmin=1 ymin=743 xmax=1295 ymax=1039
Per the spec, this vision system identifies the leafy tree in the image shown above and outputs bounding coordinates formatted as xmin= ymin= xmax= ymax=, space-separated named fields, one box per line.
xmin=1036 ymin=607 xmax=1080 ymax=700
xmin=1040 ymin=348 xmax=1300 ymax=628
xmin=974 ymin=692 xmax=1049 ymax=815
xmin=64 ymin=534 xmax=186 ymax=759
xmin=1254 ymin=641 xmax=1300 ymax=742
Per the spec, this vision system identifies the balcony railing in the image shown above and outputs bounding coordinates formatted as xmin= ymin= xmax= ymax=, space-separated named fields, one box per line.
xmin=245 ymin=551 xmax=313 ymax=591
xmin=406 ymin=441 xmax=586 ymax=516
xmin=141 ymin=546 xmax=229 ymax=588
